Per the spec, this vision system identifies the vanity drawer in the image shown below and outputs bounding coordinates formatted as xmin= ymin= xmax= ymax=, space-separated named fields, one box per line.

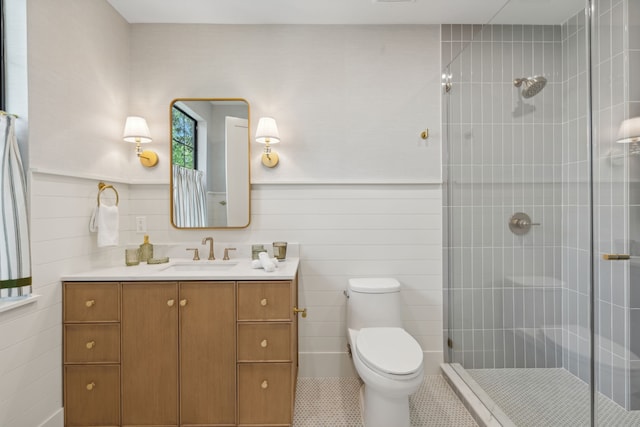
xmin=238 ymin=323 xmax=291 ymax=362
xmin=237 ymin=281 xmax=291 ymax=321
xmin=64 ymin=324 xmax=120 ymax=364
xmin=64 ymin=282 xmax=120 ymax=323
xmin=238 ymin=363 xmax=292 ymax=425
xmin=64 ymin=365 xmax=120 ymax=427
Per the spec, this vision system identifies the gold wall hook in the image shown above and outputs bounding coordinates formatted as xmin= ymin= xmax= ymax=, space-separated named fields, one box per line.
xmin=420 ymin=129 xmax=429 ymax=140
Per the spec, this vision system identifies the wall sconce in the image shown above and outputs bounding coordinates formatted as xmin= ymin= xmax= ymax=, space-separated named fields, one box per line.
xmin=123 ymin=116 xmax=159 ymax=167
xmin=617 ymin=117 xmax=640 ymax=143
xmin=256 ymin=117 xmax=280 ymax=167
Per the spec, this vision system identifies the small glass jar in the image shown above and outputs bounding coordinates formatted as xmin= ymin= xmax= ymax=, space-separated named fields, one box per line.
xmin=273 ymin=242 xmax=287 ymax=260
xmin=125 ymin=248 xmax=140 ymax=266
xmin=252 ymin=244 xmax=266 ymax=260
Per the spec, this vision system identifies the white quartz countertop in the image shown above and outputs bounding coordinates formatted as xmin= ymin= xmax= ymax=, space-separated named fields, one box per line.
xmin=62 ymin=257 xmax=299 ymax=281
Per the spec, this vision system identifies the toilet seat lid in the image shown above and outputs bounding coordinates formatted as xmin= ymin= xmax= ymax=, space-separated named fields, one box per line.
xmin=356 ymin=327 xmax=423 ymax=376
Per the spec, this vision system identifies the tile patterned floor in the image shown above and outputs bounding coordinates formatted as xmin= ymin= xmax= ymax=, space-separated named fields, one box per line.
xmin=293 ymin=375 xmax=478 ymax=427
xmin=468 ymin=368 xmax=640 ymax=427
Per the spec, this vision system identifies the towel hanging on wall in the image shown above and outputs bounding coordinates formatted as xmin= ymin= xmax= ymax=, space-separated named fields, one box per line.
xmin=0 ymin=113 xmax=32 ymax=299
xmin=89 ymin=182 xmax=120 ymax=247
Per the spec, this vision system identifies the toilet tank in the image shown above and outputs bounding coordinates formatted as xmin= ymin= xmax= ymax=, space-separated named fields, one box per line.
xmin=346 ymin=278 xmax=403 ymax=330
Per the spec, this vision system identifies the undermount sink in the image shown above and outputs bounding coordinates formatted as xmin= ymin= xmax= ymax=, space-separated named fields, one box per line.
xmin=161 ymin=261 xmax=239 ymax=272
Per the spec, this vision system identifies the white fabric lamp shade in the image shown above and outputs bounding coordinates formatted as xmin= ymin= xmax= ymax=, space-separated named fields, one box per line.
xmin=617 ymin=117 xmax=640 ymax=143
xmin=255 ymin=117 xmax=280 ymax=144
xmin=123 ymin=116 xmax=152 ymax=143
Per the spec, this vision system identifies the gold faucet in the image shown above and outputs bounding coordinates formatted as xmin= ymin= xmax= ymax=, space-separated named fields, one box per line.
xmin=186 ymin=248 xmax=200 ymax=261
xmin=202 ymin=237 xmax=215 ymax=260
xmin=223 ymin=247 xmax=237 ymax=261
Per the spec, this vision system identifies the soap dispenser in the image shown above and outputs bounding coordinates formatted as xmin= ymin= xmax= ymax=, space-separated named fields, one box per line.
xmin=139 ymin=235 xmax=153 ymax=262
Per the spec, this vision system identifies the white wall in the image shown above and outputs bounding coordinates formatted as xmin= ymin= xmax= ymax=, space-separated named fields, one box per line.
xmin=127 ymin=24 xmax=442 ymax=184
xmin=0 ymin=1 xmax=130 ymax=426
xmin=27 ymin=0 xmax=131 ymax=179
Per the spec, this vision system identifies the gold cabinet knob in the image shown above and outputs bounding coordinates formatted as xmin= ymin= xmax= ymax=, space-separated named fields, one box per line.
xmin=261 ymin=380 xmax=268 ymax=389
xmin=261 ymin=339 xmax=268 ymax=348
xmin=86 ymin=382 xmax=96 ymax=391
xmin=293 ymin=307 xmax=307 ymax=318
xmin=86 ymin=341 xmax=96 ymax=350
xmin=85 ymin=300 xmax=95 ymax=307
xmin=180 ymin=299 xmax=188 ymax=307
xmin=260 ymin=298 xmax=268 ymax=307
xmin=167 ymin=299 xmax=175 ymax=307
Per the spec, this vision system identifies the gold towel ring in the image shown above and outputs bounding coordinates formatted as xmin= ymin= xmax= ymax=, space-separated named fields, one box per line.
xmin=97 ymin=182 xmax=119 ymax=206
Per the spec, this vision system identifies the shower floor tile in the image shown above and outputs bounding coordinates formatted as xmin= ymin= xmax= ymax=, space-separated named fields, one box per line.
xmin=467 ymin=368 xmax=640 ymax=427
xmin=293 ymin=375 xmax=478 ymax=427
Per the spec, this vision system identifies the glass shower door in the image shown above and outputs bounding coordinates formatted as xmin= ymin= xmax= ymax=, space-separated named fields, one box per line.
xmin=443 ymin=1 xmax=594 ymax=425
xmin=592 ymin=0 xmax=640 ymax=424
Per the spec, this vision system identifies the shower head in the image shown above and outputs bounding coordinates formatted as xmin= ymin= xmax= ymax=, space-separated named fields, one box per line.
xmin=513 ymin=76 xmax=547 ymax=98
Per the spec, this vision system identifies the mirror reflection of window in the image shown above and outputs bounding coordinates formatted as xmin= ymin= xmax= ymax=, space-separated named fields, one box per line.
xmin=171 ymin=106 xmax=197 ymax=169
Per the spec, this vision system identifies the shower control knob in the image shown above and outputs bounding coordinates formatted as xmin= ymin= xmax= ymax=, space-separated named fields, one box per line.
xmin=509 ymin=212 xmax=540 ymax=235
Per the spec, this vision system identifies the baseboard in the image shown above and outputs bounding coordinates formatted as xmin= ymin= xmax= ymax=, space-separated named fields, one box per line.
xmin=299 ymin=352 xmax=358 ymax=377
xmin=38 ymin=408 xmax=63 ymax=427
xmin=298 ymin=351 xmax=443 ymax=377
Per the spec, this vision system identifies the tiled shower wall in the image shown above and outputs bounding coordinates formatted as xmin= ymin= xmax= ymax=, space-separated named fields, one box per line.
xmin=443 ymin=23 xmax=565 ymax=369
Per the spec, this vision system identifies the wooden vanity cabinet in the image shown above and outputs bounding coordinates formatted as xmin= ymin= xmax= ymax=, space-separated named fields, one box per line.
xmin=63 ymin=277 xmax=297 ymax=427
xmin=63 ymin=282 xmax=121 ymax=427
xmin=237 ymin=280 xmax=298 ymax=426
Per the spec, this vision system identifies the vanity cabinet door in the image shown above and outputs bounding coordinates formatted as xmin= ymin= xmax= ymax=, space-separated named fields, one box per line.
xmin=64 ymin=365 xmax=120 ymax=427
xmin=238 ymin=363 xmax=292 ymax=425
xmin=237 ymin=281 xmax=292 ymax=321
xmin=121 ymin=282 xmax=179 ymax=426
xmin=179 ymin=281 xmax=236 ymax=426
xmin=237 ymin=323 xmax=291 ymax=362
xmin=64 ymin=324 xmax=120 ymax=364
xmin=64 ymin=282 xmax=120 ymax=323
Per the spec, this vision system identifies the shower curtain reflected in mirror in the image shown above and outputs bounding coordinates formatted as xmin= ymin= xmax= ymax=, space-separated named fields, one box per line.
xmin=0 ymin=114 xmax=31 ymax=299
xmin=172 ymin=164 xmax=207 ymax=228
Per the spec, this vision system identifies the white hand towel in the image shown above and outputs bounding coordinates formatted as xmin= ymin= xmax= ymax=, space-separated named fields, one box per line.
xmin=89 ymin=206 xmax=98 ymax=232
xmin=96 ymin=204 xmax=119 ymax=247
xmin=258 ymin=251 xmax=276 ymax=272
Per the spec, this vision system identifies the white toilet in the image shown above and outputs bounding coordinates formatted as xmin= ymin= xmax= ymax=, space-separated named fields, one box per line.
xmin=346 ymin=278 xmax=424 ymax=427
